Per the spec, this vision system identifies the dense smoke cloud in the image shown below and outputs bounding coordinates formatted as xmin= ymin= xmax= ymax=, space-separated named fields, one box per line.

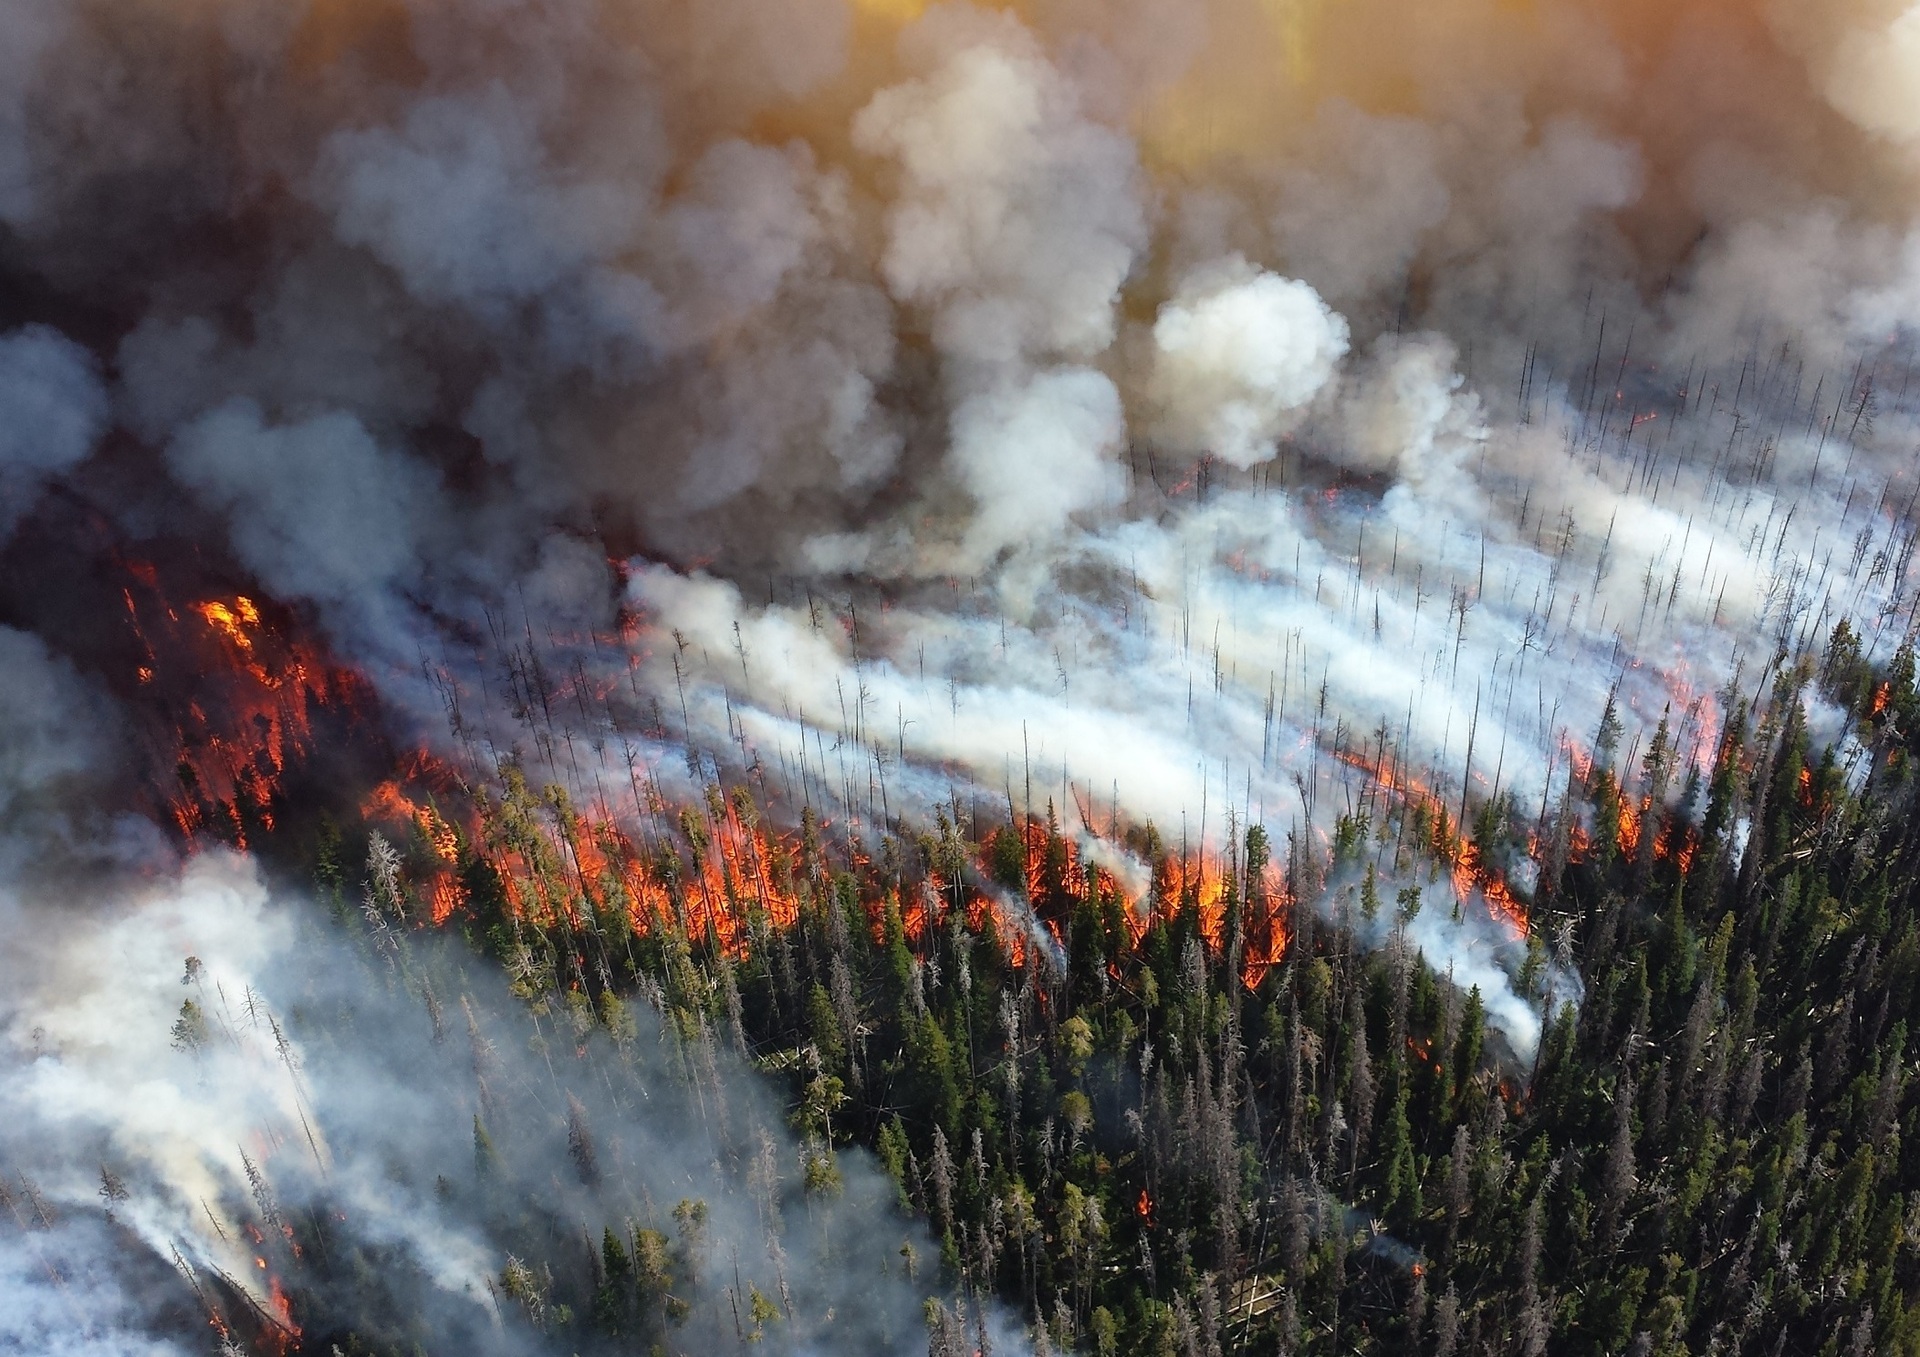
xmin=0 ymin=325 xmax=107 ymax=534
xmin=166 ymin=401 xmax=448 ymax=631
xmin=1149 ymin=258 xmax=1350 ymax=468
xmin=0 ymin=626 xmax=150 ymax=870
xmin=8 ymin=0 xmax=1920 ymax=1023
xmin=0 ymin=653 xmax=991 ymax=1352
xmin=0 ymin=853 xmax=995 ymax=1351
xmin=8 ymin=0 xmax=1920 ymax=1341
xmin=0 ymin=1219 xmax=187 ymax=1357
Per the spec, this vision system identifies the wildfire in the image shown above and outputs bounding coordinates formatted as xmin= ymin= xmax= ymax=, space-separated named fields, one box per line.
xmin=140 ymin=566 xmax=1316 ymax=1041
xmin=1006 ymin=817 xmax=1291 ymax=984
xmin=121 ymin=568 xmax=368 ymax=848
xmin=653 ymin=804 xmax=803 ymax=957
xmin=1158 ymin=853 xmax=1230 ymax=950
xmin=1479 ymin=871 xmax=1527 ymax=939
xmin=1562 ymin=736 xmax=1595 ymax=788
xmin=260 ymin=1272 xmax=302 ymax=1354
xmin=1241 ymin=909 xmax=1292 ymax=991
xmin=1325 ymin=741 xmax=1530 ymax=936
xmin=268 ymin=1273 xmax=297 ymax=1324
xmin=194 ymin=597 xmax=262 ymax=653
xmin=1616 ymin=796 xmax=1642 ymax=858
xmin=440 ymin=776 xmax=815 ymax=963
xmin=1440 ymin=838 xmax=1529 ymax=940
xmin=903 ymin=884 xmax=933 ymax=945
xmin=360 ymin=760 xmax=478 ymax=928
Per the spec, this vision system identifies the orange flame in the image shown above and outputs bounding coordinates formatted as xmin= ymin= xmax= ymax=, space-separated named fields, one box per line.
xmin=1616 ymin=796 xmax=1642 ymax=859
xmin=361 ymin=771 xmax=471 ymax=922
xmin=194 ymin=597 xmax=261 ymax=652
xmin=1327 ymin=742 xmax=1529 ymax=936
xmin=1003 ymin=820 xmax=1290 ymax=985
xmin=263 ymin=1273 xmax=301 ymax=1352
xmin=124 ymin=570 xmax=368 ymax=848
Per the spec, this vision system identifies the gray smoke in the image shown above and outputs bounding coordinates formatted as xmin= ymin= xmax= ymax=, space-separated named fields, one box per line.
xmin=0 ymin=325 xmax=108 ymax=534
xmin=0 ymin=644 xmax=995 ymax=1353
xmin=5 ymin=0 xmax=1917 ymax=1030
xmin=7 ymin=0 xmax=1920 ymax=1341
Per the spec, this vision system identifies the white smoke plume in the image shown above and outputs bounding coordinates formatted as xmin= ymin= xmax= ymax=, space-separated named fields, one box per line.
xmin=0 ymin=643 xmax=999 ymax=1351
xmin=0 ymin=850 xmax=982 ymax=1353
xmin=1150 ymin=257 xmax=1350 ymax=468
